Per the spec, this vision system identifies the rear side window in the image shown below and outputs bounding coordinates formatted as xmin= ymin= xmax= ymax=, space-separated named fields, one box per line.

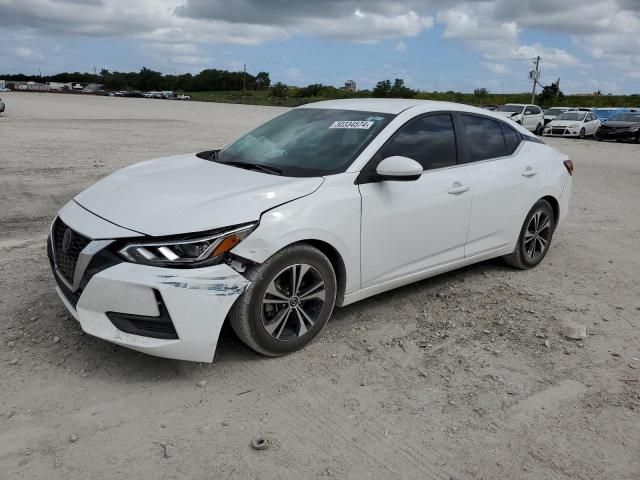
xmin=501 ymin=124 xmax=521 ymax=154
xmin=460 ymin=115 xmax=507 ymax=162
xmin=381 ymin=114 xmax=457 ymax=171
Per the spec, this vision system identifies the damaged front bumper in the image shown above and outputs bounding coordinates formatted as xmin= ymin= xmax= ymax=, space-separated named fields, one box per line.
xmin=48 ymin=204 xmax=249 ymax=363
xmin=69 ymin=262 xmax=247 ymax=362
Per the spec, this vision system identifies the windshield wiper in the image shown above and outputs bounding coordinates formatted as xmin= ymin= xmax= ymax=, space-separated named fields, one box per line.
xmin=220 ymin=160 xmax=282 ymax=176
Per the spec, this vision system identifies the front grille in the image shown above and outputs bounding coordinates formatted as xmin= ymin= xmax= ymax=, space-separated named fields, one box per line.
xmin=48 ymin=239 xmax=81 ymax=308
xmin=552 ymin=128 xmax=566 ymax=135
xmin=51 ymin=218 xmax=91 ymax=284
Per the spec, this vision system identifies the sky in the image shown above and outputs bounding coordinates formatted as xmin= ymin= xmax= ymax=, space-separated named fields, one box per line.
xmin=0 ymin=0 xmax=639 ymax=94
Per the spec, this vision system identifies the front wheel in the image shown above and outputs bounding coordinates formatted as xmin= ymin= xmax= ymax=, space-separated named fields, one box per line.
xmin=503 ymin=200 xmax=556 ymax=269
xmin=579 ymin=128 xmax=586 ymax=139
xmin=229 ymin=244 xmax=337 ymax=356
xmin=535 ymin=123 xmax=543 ymax=136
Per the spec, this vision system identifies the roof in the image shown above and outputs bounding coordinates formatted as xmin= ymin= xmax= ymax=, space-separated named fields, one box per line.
xmin=300 ymin=98 xmax=446 ymax=114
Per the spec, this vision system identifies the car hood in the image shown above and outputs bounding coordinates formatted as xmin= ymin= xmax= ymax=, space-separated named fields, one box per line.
xmin=547 ymin=121 xmax=582 ymax=128
xmin=496 ymin=111 xmax=521 ymax=118
xmin=601 ymin=121 xmax=639 ymax=128
xmin=74 ymin=153 xmax=324 ymax=236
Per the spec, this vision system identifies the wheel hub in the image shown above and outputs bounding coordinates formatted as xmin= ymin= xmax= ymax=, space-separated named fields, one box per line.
xmin=261 ymin=263 xmax=326 ymax=341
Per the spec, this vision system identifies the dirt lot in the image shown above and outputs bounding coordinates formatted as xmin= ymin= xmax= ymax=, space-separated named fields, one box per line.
xmin=1 ymin=92 xmax=639 ymax=480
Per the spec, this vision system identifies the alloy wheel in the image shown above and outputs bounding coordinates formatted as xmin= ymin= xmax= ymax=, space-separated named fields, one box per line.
xmin=524 ymin=210 xmax=551 ymax=261
xmin=261 ymin=264 xmax=326 ymax=341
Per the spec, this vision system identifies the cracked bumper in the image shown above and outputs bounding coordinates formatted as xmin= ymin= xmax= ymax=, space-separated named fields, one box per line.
xmin=55 ymin=262 xmax=249 ymax=362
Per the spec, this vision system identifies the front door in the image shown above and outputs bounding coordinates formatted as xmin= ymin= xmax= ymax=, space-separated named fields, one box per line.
xmin=358 ymin=113 xmax=472 ymax=288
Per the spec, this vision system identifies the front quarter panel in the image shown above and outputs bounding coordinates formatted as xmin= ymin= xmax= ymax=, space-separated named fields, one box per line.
xmin=232 ymin=173 xmax=362 ymax=297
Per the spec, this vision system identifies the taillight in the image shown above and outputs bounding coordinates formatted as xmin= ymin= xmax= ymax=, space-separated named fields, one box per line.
xmin=563 ymin=159 xmax=574 ymax=176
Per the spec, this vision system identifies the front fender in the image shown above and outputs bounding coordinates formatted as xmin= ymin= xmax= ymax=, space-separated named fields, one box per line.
xmin=232 ymin=173 xmax=362 ymax=295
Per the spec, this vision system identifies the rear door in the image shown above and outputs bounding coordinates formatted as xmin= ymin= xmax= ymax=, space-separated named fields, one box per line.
xmin=358 ymin=113 xmax=472 ymax=287
xmin=457 ymin=114 xmax=540 ymax=257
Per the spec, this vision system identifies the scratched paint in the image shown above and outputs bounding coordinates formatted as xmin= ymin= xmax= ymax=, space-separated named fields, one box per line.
xmin=159 ymin=280 xmax=248 ymax=295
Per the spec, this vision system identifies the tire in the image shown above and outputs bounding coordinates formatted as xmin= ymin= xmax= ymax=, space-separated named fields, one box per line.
xmin=579 ymin=128 xmax=586 ymax=139
xmin=535 ymin=123 xmax=543 ymax=136
xmin=503 ymin=199 xmax=556 ymax=270
xmin=228 ymin=244 xmax=337 ymax=356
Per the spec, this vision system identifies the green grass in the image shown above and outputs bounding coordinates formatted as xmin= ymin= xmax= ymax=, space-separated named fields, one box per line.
xmin=187 ymin=90 xmax=640 ymax=109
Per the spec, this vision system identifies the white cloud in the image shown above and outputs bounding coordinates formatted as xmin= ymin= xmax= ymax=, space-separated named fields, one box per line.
xmin=0 ymin=0 xmax=639 ymax=84
xmin=395 ymin=41 xmax=407 ymax=51
xmin=483 ymin=62 xmax=510 ymax=75
xmin=15 ymin=46 xmax=33 ymax=59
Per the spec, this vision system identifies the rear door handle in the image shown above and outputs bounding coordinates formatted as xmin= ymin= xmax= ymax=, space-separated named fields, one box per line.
xmin=522 ymin=167 xmax=538 ymax=177
xmin=447 ymin=183 xmax=470 ymax=195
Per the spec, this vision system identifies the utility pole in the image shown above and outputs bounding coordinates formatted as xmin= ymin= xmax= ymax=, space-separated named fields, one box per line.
xmin=555 ymin=77 xmax=561 ymax=105
xmin=530 ymin=56 xmax=541 ymax=104
xmin=242 ymin=63 xmax=246 ymax=104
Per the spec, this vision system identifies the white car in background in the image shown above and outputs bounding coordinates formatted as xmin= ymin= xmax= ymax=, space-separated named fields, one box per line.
xmin=543 ymin=111 xmax=601 ymax=138
xmin=544 ymin=107 xmax=572 ymax=125
xmin=497 ymin=104 xmax=545 ymax=134
xmin=48 ymin=99 xmax=572 ymax=362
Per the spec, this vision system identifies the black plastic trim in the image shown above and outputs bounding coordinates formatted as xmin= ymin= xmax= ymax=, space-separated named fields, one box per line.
xmin=106 ymin=290 xmax=179 ymax=340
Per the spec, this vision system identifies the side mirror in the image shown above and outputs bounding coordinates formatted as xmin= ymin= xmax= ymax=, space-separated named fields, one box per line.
xmin=375 ymin=156 xmax=423 ymax=181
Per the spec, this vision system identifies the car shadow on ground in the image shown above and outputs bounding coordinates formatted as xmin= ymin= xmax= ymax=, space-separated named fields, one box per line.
xmin=41 ymin=257 xmax=513 ymax=385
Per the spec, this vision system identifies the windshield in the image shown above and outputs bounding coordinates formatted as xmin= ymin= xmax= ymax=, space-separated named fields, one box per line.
xmin=556 ymin=112 xmax=586 ymax=121
xmin=595 ymin=109 xmax=617 ymax=117
xmin=498 ymin=105 xmax=524 ymax=113
xmin=218 ymin=108 xmax=393 ymax=176
xmin=609 ymin=113 xmax=640 ymax=122
xmin=544 ymin=108 xmax=567 ymax=115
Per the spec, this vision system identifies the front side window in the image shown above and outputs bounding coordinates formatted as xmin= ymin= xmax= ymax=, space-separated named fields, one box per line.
xmin=381 ymin=114 xmax=457 ymax=171
xmin=218 ymin=108 xmax=393 ymax=177
xmin=461 ymin=115 xmax=508 ymax=162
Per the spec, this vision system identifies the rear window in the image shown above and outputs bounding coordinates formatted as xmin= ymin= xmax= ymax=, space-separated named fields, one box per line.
xmin=501 ymin=124 xmax=521 ymax=154
xmin=460 ymin=115 xmax=508 ymax=162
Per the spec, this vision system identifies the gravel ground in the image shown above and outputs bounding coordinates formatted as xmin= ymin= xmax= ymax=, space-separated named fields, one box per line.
xmin=1 ymin=92 xmax=639 ymax=480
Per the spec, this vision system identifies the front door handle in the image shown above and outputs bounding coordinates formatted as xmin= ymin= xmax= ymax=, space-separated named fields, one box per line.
xmin=522 ymin=167 xmax=538 ymax=177
xmin=447 ymin=182 xmax=470 ymax=195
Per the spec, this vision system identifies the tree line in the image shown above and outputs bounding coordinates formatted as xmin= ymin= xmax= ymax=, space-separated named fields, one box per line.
xmin=1 ymin=67 xmax=271 ymax=92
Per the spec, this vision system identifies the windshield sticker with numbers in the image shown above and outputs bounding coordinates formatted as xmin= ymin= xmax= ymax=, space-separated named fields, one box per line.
xmin=329 ymin=121 xmax=374 ymax=129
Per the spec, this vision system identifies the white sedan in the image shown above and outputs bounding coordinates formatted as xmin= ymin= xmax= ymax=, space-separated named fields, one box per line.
xmin=48 ymin=99 xmax=573 ymax=362
xmin=543 ymin=111 xmax=601 ymax=138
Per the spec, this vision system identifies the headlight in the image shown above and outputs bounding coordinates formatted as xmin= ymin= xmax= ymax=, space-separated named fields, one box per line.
xmin=567 ymin=124 xmax=579 ymax=128
xmin=118 ymin=223 xmax=256 ymax=267
xmin=629 ymin=125 xmax=640 ymax=132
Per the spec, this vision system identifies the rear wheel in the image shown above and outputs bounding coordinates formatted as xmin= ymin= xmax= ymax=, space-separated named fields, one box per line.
xmin=229 ymin=244 xmax=337 ymax=356
xmin=503 ymin=200 xmax=555 ymax=269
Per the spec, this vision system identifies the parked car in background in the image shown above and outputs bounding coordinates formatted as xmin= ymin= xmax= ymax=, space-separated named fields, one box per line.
xmin=176 ymin=94 xmax=191 ymax=101
xmin=47 ymin=99 xmax=572 ymax=362
xmin=479 ymin=105 xmax=498 ymax=111
xmin=543 ymin=107 xmax=572 ymax=125
xmin=0 ymin=97 xmax=5 ymax=114
xmin=595 ymin=112 xmax=640 ymax=143
xmin=543 ymin=111 xmax=600 ymax=138
xmin=497 ymin=104 xmax=544 ymax=134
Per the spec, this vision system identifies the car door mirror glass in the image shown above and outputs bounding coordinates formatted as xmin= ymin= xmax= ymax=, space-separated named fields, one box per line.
xmin=376 ymin=156 xmax=423 ymax=181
